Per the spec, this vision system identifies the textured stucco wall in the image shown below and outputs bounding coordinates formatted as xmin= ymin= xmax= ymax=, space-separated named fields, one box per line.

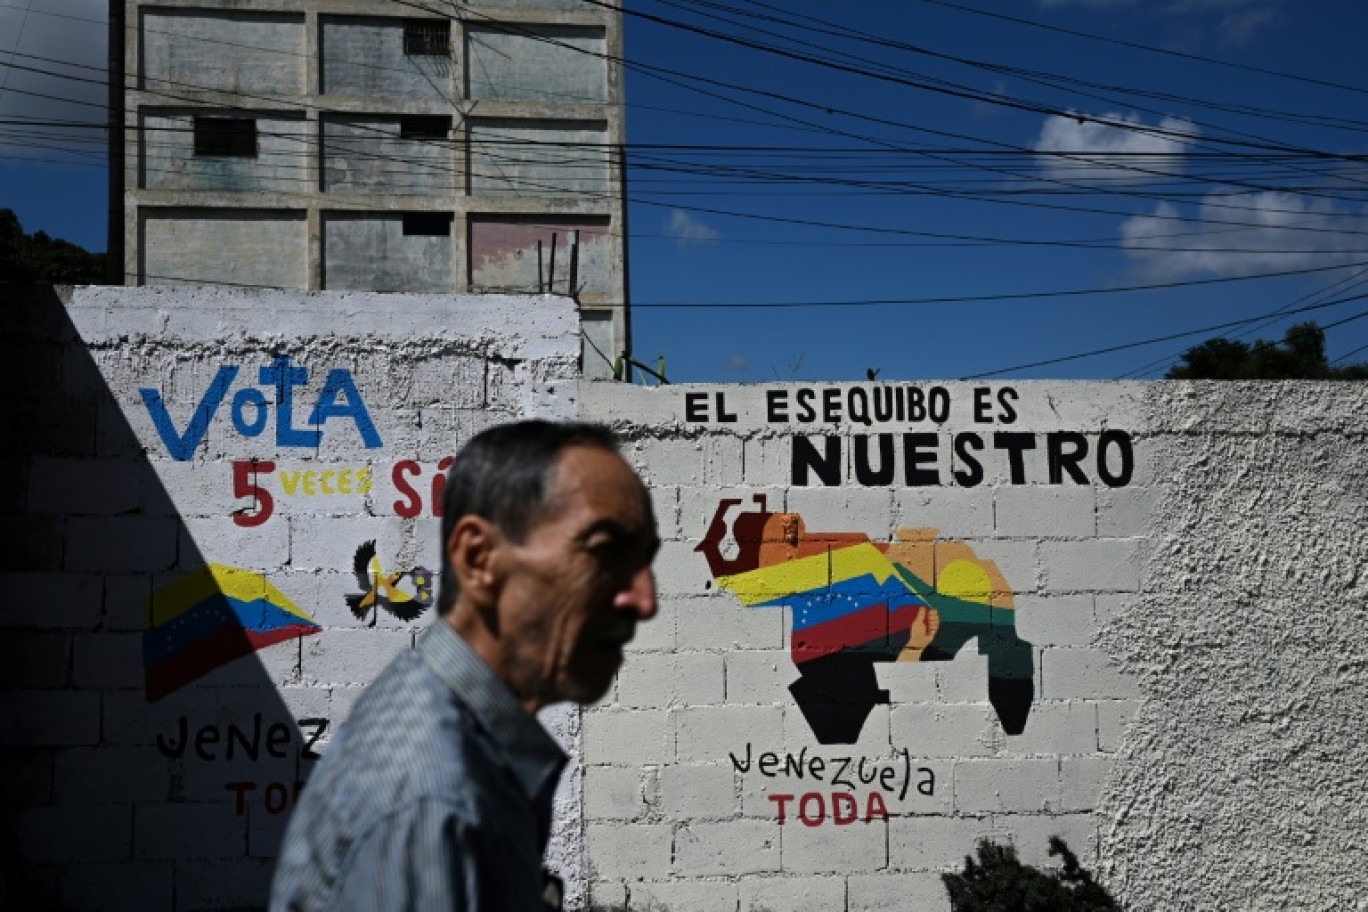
xmin=576 ymin=380 xmax=1365 ymax=912
xmin=6 ymin=299 xmax=1362 ymax=912
xmin=1095 ymin=382 xmax=1368 ymax=911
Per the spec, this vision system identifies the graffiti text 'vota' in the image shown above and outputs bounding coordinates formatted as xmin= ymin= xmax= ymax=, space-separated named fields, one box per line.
xmin=140 ymin=355 xmax=382 ymax=461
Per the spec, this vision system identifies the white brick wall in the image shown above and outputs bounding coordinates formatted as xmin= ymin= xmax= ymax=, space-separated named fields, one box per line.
xmin=586 ymin=823 xmax=674 ymax=880
xmin=15 ymin=291 xmax=1365 ymax=912
xmin=738 ymin=874 xmax=843 ymax=912
xmin=674 ymin=820 xmax=779 ymax=876
xmin=577 ymin=381 xmax=1188 ymax=909
xmin=657 ymin=763 xmax=736 ymax=821
xmin=625 ymin=878 xmax=739 ymax=912
xmin=584 ymin=710 xmax=674 ymax=766
xmin=6 ymin=288 xmax=583 ymax=911
xmin=848 ymin=872 xmax=949 ymax=912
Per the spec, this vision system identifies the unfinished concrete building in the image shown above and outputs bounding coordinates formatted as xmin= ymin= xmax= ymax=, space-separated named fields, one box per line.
xmin=113 ymin=0 xmax=628 ymax=376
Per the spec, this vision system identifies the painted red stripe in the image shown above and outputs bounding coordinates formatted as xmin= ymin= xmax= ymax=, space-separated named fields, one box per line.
xmin=792 ymin=601 xmax=926 ymax=664
xmin=145 ymin=623 xmax=320 ymax=702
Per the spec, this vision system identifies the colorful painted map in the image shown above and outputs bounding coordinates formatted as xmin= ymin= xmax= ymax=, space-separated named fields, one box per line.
xmin=699 ymin=495 xmax=1035 ymax=744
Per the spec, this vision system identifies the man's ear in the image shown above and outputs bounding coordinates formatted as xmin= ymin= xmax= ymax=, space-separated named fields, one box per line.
xmin=446 ymin=516 xmax=504 ymax=611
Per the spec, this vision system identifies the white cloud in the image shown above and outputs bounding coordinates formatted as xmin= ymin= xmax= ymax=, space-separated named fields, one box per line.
xmin=662 ymin=209 xmax=720 ymax=250
xmin=1034 ymin=111 xmax=1199 ymax=185
xmin=1120 ymin=191 xmax=1368 ymax=281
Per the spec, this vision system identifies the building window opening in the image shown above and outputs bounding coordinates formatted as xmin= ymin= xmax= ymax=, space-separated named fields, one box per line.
xmin=403 ymin=213 xmax=452 ymax=236
xmin=404 ymin=20 xmax=450 ymax=56
xmin=193 ymin=117 xmax=257 ymax=157
xmin=400 ymin=116 xmax=451 ymax=140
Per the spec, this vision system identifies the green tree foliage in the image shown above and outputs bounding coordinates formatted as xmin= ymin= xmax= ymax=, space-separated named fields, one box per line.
xmin=942 ymin=837 xmax=1120 ymax=912
xmin=1166 ymin=321 xmax=1368 ymax=379
xmin=0 ymin=208 xmax=107 ymax=285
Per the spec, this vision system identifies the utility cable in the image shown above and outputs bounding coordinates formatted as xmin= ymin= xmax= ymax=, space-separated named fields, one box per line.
xmin=627 ymin=259 xmax=1368 ymax=308
xmin=914 ymin=0 xmax=1368 ymax=98
xmin=962 ymin=294 xmax=1368 ymax=379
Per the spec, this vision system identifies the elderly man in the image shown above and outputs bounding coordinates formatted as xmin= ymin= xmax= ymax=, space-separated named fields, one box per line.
xmin=270 ymin=421 xmax=659 ymax=911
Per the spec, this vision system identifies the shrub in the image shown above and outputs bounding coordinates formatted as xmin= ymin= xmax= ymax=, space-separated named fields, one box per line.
xmin=942 ymin=836 xmax=1119 ymax=911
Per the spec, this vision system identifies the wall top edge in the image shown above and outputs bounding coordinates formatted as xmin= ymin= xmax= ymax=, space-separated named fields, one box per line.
xmin=65 ymin=286 xmax=581 ymax=352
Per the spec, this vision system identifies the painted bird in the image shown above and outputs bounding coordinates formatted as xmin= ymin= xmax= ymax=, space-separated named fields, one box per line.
xmin=344 ymin=540 xmax=433 ymax=625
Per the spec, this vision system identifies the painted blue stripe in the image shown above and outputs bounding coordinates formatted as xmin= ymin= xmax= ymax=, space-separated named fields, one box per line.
xmin=755 ymin=574 xmax=925 ymax=630
xmin=143 ymin=594 xmax=318 ymax=666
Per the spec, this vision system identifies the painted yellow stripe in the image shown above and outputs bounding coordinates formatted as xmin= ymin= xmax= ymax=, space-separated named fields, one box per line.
xmin=260 ymin=575 xmax=316 ymax=625
xmin=716 ymin=542 xmax=896 ymax=605
xmin=145 ymin=564 xmax=315 ymax=628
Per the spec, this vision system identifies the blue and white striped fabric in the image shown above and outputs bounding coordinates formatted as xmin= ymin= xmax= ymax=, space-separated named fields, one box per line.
xmin=269 ymin=620 xmax=567 ymax=911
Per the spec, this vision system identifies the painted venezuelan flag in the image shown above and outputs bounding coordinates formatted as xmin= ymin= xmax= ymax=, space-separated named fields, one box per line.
xmin=719 ymin=542 xmax=933 ymax=664
xmin=143 ymin=564 xmax=320 ymax=702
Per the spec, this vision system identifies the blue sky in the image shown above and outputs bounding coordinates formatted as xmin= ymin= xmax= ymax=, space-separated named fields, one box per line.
xmin=3 ymin=0 xmax=1367 ymax=381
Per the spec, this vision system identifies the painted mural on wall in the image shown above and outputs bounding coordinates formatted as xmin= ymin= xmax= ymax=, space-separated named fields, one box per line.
xmin=136 ymin=355 xmax=402 ymax=704
xmin=345 ymin=539 xmax=434 ymax=625
xmin=139 ymin=355 xmax=382 ymax=462
xmin=699 ymin=495 xmax=1033 ymax=744
xmin=131 ymin=351 xmax=453 ymax=829
xmin=683 ymin=385 xmax=1135 ymax=489
xmin=144 ymin=564 xmax=321 ymax=701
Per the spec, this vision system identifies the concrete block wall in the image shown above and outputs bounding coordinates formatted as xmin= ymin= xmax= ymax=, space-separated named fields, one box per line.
xmin=141 ymin=112 xmax=311 ymax=194
xmin=1 ymin=286 xmax=582 ymax=910
xmin=140 ymin=9 xmax=307 ymax=96
xmin=465 ymin=24 xmax=608 ymax=103
xmin=5 ymin=291 xmax=1363 ymax=912
xmin=468 ymin=119 xmax=612 ymax=197
xmin=578 ymin=380 xmax=1368 ymax=912
xmin=141 ymin=209 xmax=308 ymax=289
xmin=321 ymin=116 xmax=456 ymax=195
xmin=319 ymin=16 xmax=455 ymax=101
xmin=120 ymin=0 xmax=630 ymax=378
xmin=321 ymin=214 xmax=454 ymax=292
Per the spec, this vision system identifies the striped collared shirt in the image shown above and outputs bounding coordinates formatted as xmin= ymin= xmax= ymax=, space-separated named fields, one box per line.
xmin=269 ymin=620 xmax=567 ymax=912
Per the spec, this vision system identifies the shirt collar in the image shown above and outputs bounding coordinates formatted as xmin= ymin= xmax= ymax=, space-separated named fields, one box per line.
xmin=417 ymin=619 xmax=568 ymax=804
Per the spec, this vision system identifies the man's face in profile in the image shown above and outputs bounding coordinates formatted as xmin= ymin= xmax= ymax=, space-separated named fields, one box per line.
xmin=496 ymin=445 xmax=660 ymax=706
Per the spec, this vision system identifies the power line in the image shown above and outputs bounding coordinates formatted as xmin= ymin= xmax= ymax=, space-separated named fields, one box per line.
xmin=587 ymin=0 xmax=1362 ymax=162
xmin=962 ymin=294 xmax=1368 ymax=379
xmin=12 ymin=16 xmax=1367 ymax=224
xmin=627 ymin=260 xmax=1368 ymax=308
xmin=914 ymin=0 xmax=1368 ymax=98
xmin=1115 ymin=267 xmax=1368 ymax=378
xmin=7 ymin=0 xmax=1366 ymax=349
xmin=10 ymin=57 xmax=1365 ymax=241
xmin=659 ymin=0 xmax=1368 ymax=152
xmin=1330 ymin=339 xmax=1368 ymax=365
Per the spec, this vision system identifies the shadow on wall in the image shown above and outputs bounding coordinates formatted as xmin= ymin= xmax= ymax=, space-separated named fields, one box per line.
xmin=1 ymin=287 xmax=314 ymax=910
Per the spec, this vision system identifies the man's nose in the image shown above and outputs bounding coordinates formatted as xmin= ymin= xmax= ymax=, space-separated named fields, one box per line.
xmin=614 ymin=565 xmax=658 ymax=621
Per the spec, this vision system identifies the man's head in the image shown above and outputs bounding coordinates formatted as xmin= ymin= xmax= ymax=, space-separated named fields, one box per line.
xmin=439 ymin=421 xmax=660 ymax=710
